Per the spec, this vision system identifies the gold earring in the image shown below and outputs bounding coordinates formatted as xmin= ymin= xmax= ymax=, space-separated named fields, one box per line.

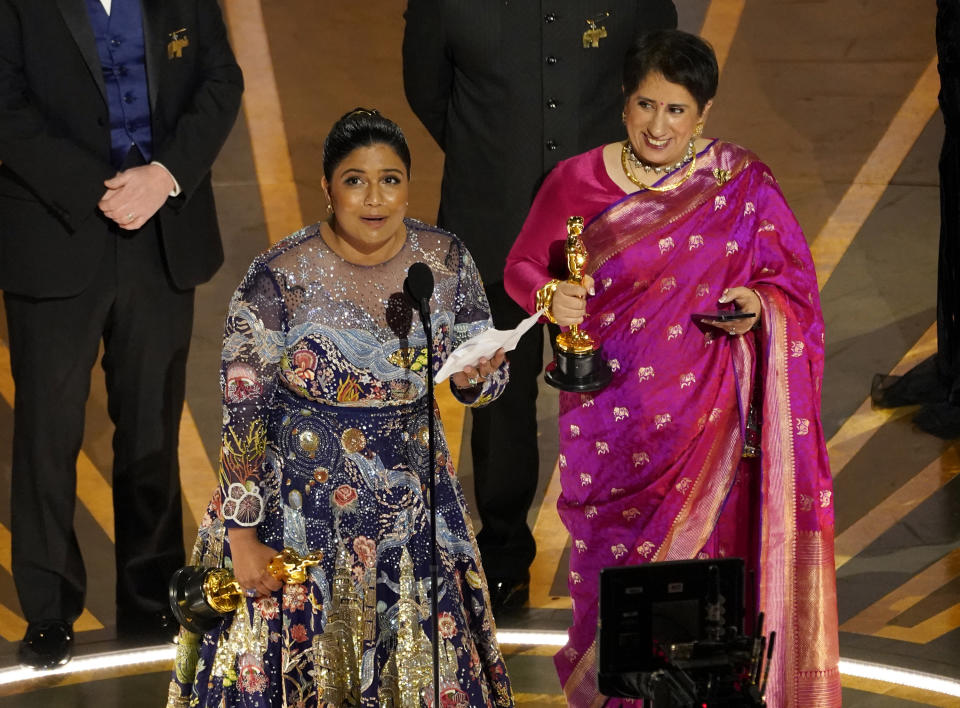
xmin=694 ymin=121 xmax=704 ymax=138
xmin=621 ymin=110 xmax=626 ymax=124
xmin=326 ymin=203 xmax=334 ymax=215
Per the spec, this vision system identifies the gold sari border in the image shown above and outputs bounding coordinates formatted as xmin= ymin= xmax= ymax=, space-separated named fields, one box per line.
xmin=653 ymin=405 xmax=742 ymax=563
xmin=753 ymin=285 xmax=799 ymax=706
xmin=562 ymin=640 xmax=607 ymax=708
xmin=795 ymin=530 xmax=841 ymax=677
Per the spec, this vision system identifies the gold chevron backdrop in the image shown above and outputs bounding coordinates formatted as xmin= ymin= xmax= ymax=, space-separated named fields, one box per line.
xmin=0 ymin=1 xmax=957 ymax=706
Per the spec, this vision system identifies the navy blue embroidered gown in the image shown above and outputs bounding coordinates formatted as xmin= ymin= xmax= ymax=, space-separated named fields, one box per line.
xmin=167 ymin=220 xmax=514 ymax=707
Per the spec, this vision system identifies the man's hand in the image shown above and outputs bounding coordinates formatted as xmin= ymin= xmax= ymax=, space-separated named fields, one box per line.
xmin=98 ymin=164 xmax=174 ymax=230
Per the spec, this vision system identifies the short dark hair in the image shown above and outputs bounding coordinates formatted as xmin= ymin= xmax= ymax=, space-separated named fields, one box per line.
xmin=622 ymin=30 xmax=718 ymax=112
xmin=322 ymin=108 xmax=411 ymax=180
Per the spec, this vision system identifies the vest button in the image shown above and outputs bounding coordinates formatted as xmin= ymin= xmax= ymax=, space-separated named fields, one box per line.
xmin=544 ymin=13 xmax=557 ymax=23
xmin=110 ymin=38 xmax=121 ymax=48
xmin=545 ymin=55 xmax=558 ymax=65
xmin=546 ymin=140 xmax=558 ymax=151
xmin=546 ymin=99 xmax=559 ymax=110
xmin=123 ymin=93 xmax=134 ymax=104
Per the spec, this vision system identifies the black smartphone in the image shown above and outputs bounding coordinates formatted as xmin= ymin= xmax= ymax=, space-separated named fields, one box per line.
xmin=691 ymin=310 xmax=756 ymax=322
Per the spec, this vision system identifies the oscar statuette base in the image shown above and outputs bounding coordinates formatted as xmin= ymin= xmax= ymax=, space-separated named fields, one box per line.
xmin=544 ymin=349 xmax=612 ymax=392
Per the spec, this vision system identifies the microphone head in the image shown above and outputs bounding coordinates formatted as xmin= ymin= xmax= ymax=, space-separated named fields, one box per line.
xmin=404 ymin=262 xmax=434 ymax=306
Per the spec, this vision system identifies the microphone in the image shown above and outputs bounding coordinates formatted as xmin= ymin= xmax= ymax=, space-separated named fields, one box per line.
xmin=404 ymin=262 xmax=434 ymax=317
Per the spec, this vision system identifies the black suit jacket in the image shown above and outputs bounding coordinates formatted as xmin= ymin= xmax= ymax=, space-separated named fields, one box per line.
xmin=0 ymin=0 xmax=243 ymax=297
xmin=403 ymin=0 xmax=677 ymax=282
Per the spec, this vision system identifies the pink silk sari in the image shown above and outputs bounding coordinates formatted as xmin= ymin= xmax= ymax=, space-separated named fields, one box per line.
xmin=510 ymin=142 xmax=840 ymax=707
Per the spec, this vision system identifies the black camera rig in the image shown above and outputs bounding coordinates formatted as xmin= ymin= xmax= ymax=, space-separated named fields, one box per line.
xmin=598 ymin=558 xmax=775 ymax=707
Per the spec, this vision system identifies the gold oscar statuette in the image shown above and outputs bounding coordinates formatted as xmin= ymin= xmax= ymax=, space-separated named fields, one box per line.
xmin=544 ymin=216 xmax=612 ymax=392
xmin=169 ymin=547 xmax=324 ymax=633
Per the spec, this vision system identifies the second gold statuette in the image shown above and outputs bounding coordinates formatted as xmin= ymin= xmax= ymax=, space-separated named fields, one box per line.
xmin=169 ymin=547 xmax=324 ymax=633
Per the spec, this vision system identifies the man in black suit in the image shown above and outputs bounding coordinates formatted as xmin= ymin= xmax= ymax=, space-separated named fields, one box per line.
xmin=403 ymin=0 xmax=677 ymax=615
xmin=0 ymin=0 xmax=242 ymax=667
xmin=872 ymin=1 xmax=960 ymax=438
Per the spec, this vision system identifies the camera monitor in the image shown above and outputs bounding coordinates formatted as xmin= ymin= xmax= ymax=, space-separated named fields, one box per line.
xmin=597 ymin=557 xmax=745 ymax=692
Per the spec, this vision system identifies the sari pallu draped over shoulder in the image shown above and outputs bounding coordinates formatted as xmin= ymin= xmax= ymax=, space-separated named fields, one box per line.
xmin=553 ymin=142 xmax=840 ymax=707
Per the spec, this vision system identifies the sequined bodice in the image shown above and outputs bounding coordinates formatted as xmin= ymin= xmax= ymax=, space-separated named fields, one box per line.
xmin=217 ymin=219 xmax=507 ymax=532
xmin=222 ymin=220 xmax=493 ymax=408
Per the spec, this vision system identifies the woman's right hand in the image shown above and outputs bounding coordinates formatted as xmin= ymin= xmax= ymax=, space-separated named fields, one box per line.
xmin=227 ymin=527 xmax=283 ymax=598
xmin=551 ymin=274 xmax=595 ymax=327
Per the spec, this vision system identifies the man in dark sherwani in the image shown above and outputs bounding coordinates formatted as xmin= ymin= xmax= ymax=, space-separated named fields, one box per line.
xmin=403 ymin=0 xmax=678 ymax=614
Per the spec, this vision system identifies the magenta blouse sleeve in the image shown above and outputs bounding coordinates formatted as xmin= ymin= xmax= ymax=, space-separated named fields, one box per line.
xmin=504 ymin=168 xmax=575 ymax=314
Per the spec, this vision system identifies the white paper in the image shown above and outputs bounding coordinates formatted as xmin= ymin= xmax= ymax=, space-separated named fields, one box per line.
xmin=435 ymin=309 xmax=545 ymax=383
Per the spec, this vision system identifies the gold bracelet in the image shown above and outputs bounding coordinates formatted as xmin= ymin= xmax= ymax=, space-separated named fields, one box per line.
xmin=535 ymin=279 xmax=561 ymax=324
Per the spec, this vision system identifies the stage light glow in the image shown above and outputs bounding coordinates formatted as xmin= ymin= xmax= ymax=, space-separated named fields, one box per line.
xmin=496 ymin=629 xmax=567 ymax=646
xmin=838 ymin=658 xmax=960 ymax=698
xmin=1 ymin=643 xmax=959 ymax=701
xmin=0 ymin=645 xmax=175 ymax=687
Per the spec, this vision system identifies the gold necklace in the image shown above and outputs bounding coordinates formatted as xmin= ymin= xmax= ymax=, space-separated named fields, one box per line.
xmin=620 ymin=141 xmax=697 ymax=192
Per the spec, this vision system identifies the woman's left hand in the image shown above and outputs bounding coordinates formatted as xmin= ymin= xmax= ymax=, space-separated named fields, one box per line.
xmin=704 ymin=286 xmax=762 ymax=336
xmin=451 ymin=348 xmax=506 ymax=390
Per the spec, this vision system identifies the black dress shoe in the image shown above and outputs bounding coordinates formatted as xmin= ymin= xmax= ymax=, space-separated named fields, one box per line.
xmin=18 ymin=620 xmax=73 ymax=670
xmin=871 ymin=356 xmax=950 ymax=408
xmin=489 ymin=578 xmax=530 ymax=617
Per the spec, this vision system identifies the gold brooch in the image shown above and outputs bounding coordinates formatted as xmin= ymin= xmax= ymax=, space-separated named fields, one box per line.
xmin=582 ymin=12 xmax=610 ymax=48
xmin=167 ymin=28 xmax=189 ymax=59
xmin=713 ymin=168 xmax=731 ymax=186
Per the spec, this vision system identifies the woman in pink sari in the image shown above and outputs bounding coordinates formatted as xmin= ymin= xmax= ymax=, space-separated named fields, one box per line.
xmin=504 ymin=31 xmax=840 ymax=707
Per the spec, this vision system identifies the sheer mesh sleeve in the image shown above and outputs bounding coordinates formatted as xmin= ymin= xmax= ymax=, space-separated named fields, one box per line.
xmin=447 ymin=237 xmax=509 ymax=406
xmin=218 ymin=259 xmax=287 ymax=528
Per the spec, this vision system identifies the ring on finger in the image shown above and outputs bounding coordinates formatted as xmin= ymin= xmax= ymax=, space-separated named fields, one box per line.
xmin=467 ymin=377 xmax=479 ymax=386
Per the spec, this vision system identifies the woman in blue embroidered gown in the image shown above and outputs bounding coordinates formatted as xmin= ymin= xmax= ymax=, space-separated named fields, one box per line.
xmin=167 ymin=109 xmax=514 ymax=708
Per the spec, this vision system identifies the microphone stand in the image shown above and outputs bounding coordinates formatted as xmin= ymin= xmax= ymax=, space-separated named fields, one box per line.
xmin=425 ymin=305 xmax=440 ymax=708
xmin=413 ymin=294 xmax=440 ymax=708
xmin=405 ymin=262 xmax=440 ymax=706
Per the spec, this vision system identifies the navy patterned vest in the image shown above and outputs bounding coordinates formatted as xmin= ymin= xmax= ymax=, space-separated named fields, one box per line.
xmin=85 ymin=0 xmax=153 ymax=168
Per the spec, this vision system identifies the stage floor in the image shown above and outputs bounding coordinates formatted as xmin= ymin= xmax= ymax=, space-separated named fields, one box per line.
xmin=1 ymin=1 xmax=959 ymax=705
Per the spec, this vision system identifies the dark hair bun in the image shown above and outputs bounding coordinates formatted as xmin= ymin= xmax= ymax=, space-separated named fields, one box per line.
xmin=322 ymin=108 xmax=411 ymax=179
